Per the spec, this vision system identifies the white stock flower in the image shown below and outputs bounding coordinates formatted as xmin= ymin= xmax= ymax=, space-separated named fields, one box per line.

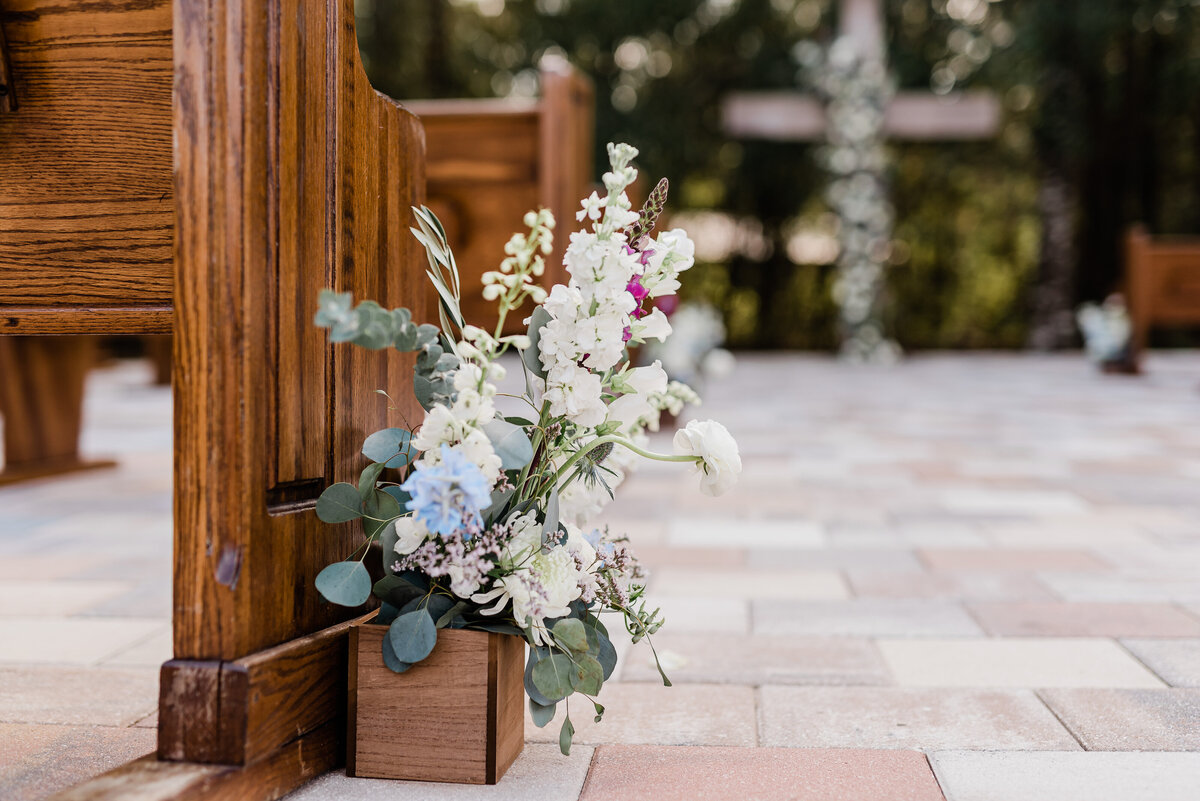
xmin=673 ymin=419 xmax=742 ymax=496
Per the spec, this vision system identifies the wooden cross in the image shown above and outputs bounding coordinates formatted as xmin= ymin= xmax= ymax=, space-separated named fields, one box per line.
xmin=722 ymin=0 xmax=1001 ymax=143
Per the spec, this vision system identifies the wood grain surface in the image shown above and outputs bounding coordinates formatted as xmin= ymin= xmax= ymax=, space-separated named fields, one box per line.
xmin=348 ymin=625 xmax=525 ymax=784
xmin=171 ymin=0 xmax=430 ymax=670
xmin=0 ymin=0 xmax=173 ymax=330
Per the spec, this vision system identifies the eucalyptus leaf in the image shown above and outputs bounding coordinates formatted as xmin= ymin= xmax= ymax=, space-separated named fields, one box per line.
xmin=558 ymin=715 xmax=575 ymax=757
xmin=435 ymin=601 xmax=470 ymax=629
xmin=552 ymin=618 xmax=589 ymax=654
xmin=358 ymin=462 xmax=385 ymax=504
xmin=362 ymin=491 xmax=402 ymax=540
xmin=402 ymin=593 xmax=457 ymax=625
xmin=592 ymin=630 xmax=617 ymax=680
xmin=362 ymin=428 xmax=416 ymax=468
xmin=529 ymin=699 xmax=557 ymax=728
xmin=570 ymin=654 xmax=604 ymax=696
xmin=314 ymin=561 xmax=371 ymax=607
xmin=524 ymin=647 xmax=555 ymax=706
xmin=314 ymin=483 xmax=361 ymax=524
xmin=522 ymin=305 xmax=552 ymax=380
xmin=380 ymin=633 xmax=413 ymax=673
xmin=387 ymin=610 xmax=437 ymax=664
xmin=379 ymin=521 xmax=399 ymax=576
xmin=376 ymin=601 xmax=401 ymax=627
xmin=483 ymin=419 xmax=534 ymax=470
xmin=380 ymin=486 xmax=411 ymax=507
xmin=373 ymin=574 xmax=423 ymax=609
xmin=531 ymin=653 xmax=575 ymax=702
xmin=483 ymin=486 xmax=515 ymax=527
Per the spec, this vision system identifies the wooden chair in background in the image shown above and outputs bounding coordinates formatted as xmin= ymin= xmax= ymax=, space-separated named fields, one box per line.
xmin=1125 ymin=224 xmax=1200 ymax=367
xmin=407 ymin=56 xmax=595 ymax=334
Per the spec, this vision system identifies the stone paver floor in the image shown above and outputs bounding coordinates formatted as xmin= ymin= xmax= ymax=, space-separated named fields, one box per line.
xmin=3 ymin=353 xmax=1200 ymax=800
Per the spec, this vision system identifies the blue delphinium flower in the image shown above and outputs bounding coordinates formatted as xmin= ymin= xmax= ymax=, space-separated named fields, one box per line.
xmin=401 ymin=445 xmax=493 ymax=537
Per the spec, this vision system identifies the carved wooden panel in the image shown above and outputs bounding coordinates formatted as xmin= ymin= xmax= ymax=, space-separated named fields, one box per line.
xmin=0 ymin=0 xmax=172 ymax=333
xmin=172 ymin=0 xmax=429 ymax=662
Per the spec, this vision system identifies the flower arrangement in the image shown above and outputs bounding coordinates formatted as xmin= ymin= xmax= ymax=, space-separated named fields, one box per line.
xmin=312 ymin=143 xmax=741 ymax=755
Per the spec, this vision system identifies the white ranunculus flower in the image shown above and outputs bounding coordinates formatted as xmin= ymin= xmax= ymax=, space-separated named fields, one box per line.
xmin=393 ymin=516 xmax=430 ymax=556
xmin=673 ymin=419 xmax=742 ymax=496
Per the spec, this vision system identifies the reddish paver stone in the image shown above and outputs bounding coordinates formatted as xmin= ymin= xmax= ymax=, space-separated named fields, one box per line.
xmin=0 ymin=723 xmax=156 ymax=801
xmin=579 ymin=745 xmax=946 ymax=801
xmin=1038 ymin=689 xmax=1200 ymax=751
xmin=919 ymin=549 xmax=1110 ymax=573
xmin=759 ymin=687 xmax=1078 ymax=750
xmin=967 ymin=602 xmax=1200 ymax=637
xmin=619 ymin=634 xmax=890 ymax=686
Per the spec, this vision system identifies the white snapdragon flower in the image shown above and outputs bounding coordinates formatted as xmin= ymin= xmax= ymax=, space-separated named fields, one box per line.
xmin=544 ymin=364 xmax=607 ymax=428
xmin=393 ymin=516 xmax=430 ymax=556
xmin=576 ymin=313 xmax=629 ymax=372
xmin=632 ymin=307 xmax=673 ymax=341
xmin=450 ymin=388 xmax=495 ymax=426
xmin=673 ymin=419 xmax=742 ymax=496
xmin=656 ymin=228 xmax=696 ymax=270
xmin=577 ymin=191 xmax=604 ymax=222
xmin=542 ymin=284 xmax=583 ymax=323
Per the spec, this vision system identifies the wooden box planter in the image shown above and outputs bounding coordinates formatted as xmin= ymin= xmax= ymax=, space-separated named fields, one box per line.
xmin=347 ymin=623 xmax=525 ymax=785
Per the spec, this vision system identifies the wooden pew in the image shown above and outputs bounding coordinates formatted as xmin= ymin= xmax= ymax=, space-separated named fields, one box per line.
xmin=405 ymin=56 xmax=594 ymax=333
xmin=0 ymin=0 xmax=173 ymax=482
xmin=2 ymin=1 xmax=430 ymax=798
xmin=1125 ymin=224 xmax=1200 ymax=366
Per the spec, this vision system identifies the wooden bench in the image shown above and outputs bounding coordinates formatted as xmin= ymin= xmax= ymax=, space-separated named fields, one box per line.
xmin=1125 ymin=224 xmax=1200 ymax=365
xmin=406 ymin=56 xmax=594 ymax=333
xmin=3 ymin=1 xmax=430 ymax=798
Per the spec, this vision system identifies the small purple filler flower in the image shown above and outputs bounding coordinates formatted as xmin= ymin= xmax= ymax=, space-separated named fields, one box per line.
xmin=400 ymin=445 xmax=493 ymax=537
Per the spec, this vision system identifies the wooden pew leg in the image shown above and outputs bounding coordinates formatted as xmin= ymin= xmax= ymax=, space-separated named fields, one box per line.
xmin=0 ymin=336 xmax=116 ymax=485
xmin=144 ymin=335 xmax=173 ymax=386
